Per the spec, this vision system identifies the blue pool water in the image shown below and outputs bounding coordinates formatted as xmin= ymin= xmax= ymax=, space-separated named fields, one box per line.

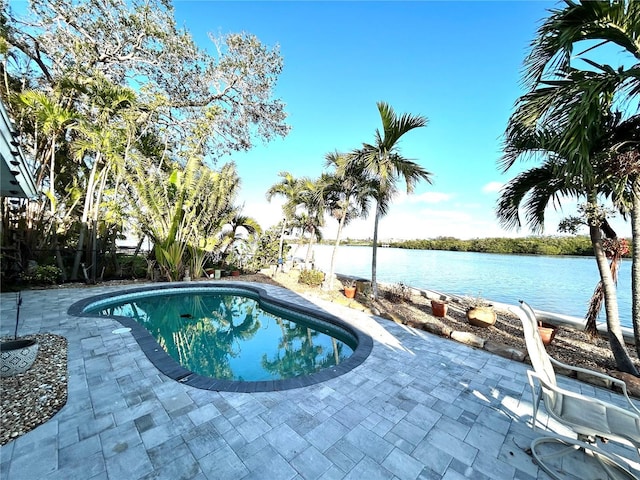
xmin=84 ymin=288 xmax=356 ymax=382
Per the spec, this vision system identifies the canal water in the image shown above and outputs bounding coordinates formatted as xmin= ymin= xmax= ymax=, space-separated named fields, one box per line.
xmin=307 ymin=244 xmax=632 ymax=328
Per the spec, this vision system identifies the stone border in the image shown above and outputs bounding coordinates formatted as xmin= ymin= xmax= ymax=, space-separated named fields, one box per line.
xmin=67 ymin=282 xmax=373 ymax=393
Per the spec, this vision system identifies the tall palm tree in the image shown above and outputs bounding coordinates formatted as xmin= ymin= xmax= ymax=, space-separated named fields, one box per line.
xmin=499 ymin=94 xmax=639 ymax=375
xmin=18 ymin=89 xmax=79 ymax=280
xmin=296 ymin=177 xmax=326 ymax=266
xmin=507 ymin=0 xmax=640 ymax=362
xmin=266 ymin=171 xmax=304 ymax=268
xmin=352 ymin=102 xmax=432 ymax=299
xmin=321 ymin=152 xmax=375 ymax=290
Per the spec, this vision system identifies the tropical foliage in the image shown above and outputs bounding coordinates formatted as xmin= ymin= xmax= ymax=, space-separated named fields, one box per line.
xmin=350 ymin=102 xmax=432 ymax=299
xmin=0 ymin=0 xmax=288 ymax=283
xmin=389 ymin=236 xmax=597 ymax=256
xmin=498 ymin=0 xmax=640 ymax=373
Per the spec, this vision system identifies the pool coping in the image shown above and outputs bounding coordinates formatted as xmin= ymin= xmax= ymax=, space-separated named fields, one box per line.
xmin=67 ymin=281 xmax=373 ymax=393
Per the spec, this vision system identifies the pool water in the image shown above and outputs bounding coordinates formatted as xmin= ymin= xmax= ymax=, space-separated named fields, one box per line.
xmin=87 ymin=291 xmax=355 ymax=382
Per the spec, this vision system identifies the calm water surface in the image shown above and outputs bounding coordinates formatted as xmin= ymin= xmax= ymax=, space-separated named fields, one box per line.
xmin=310 ymin=244 xmax=632 ymax=328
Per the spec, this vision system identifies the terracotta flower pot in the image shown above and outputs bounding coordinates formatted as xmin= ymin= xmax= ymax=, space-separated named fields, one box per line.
xmin=538 ymin=323 xmax=557 ymax=346
xmin=231 ymin=270 xmax=240 ymax=277
xmin=431 ymin=300 xmax=448 ymax=317
xmin=344 ymin=286 xmax=356 ymax=299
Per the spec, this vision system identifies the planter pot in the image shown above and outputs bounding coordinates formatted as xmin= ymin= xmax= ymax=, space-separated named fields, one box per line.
xmin=466 ymin=306 xmax=497 ymax=328
xmin=231 ymin=270 xmax=240 ymax=277
xmin=1 ymin=339 xmax=39 ymax=377
xmin=431 ymin=300 xmax=448 ymax=317
xmin=344 ymin=286 xmax=357 ymax=299
xmin=538 ymin=323 xmax=557 ymax=346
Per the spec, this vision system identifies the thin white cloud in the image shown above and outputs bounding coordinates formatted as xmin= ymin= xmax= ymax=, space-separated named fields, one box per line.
xmin=482 ymin=181 xmax=503 ymax=193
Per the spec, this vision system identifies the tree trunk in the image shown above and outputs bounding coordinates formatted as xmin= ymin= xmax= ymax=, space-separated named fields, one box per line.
xmin=71 ymin=154 xmax=101 ymax=280
xmin=590 ymin=223 xmax=639 ymax=375
xmin=371 ymin=202 xmax=380 ymax=300
xmin=51 ymin=229 xmax=66 ymax=282
xmin=327 ymin=210 xmax=347 ymax=290
xmin=277 ymin=220 xmax=286 ymax=269
xmin=304 ymin=227 xmax=315 ymax=266
xmin=91 ymin=219 xmax=97 ymax=283
xmin=632 ymin=182 xmax=640 ymax=357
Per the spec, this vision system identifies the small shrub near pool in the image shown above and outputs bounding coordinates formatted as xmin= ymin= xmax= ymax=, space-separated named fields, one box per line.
xmin=298 ymin=269 xmax=324 ymax=287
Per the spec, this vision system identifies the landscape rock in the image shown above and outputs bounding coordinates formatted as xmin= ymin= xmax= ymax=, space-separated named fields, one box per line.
xmin=450 ymin=331 xmax=485 ymax=349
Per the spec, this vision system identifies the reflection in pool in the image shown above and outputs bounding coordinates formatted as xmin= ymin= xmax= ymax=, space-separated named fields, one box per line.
xmin=87 ymin=291 xmax=355 ymax=382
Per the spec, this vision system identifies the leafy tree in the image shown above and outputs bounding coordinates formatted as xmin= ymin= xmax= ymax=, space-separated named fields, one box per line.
xmin=1 ymin=0 xmax=289 ymax=283
xmin=351 ymin=102 xmax=432 ymax=299
xmin=4 ymin=0 xmax=290 ymax=159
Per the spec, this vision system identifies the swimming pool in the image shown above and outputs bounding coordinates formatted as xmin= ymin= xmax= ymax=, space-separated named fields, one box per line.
xmin=68 ymin=283 xmax=372 ymax=392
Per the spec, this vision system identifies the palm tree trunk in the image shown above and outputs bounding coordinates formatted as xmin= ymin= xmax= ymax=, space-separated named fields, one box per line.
xmin=631 ymin=182 xmax=640 ymax=357
xmin=304 ymin=227 xmax=315 ymax=266
xmin=327 ymin=210 xmax=348 ymax=290
xmin=371 ymin=202 xmax=380 ymax=300
xmin=71 ymin=153 xmax=101 ymax=280
xmin=590 ymin=223 xmax=639 ymax=375
xmin=278 ymin=220 xmax=286 ymax=269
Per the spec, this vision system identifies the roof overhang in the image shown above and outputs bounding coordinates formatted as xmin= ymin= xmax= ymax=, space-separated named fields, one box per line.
xmin=0 ymin=99 xmax=37 ymax=199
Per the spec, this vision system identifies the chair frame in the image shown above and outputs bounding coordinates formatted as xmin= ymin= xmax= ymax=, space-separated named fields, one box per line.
xmin=512 ymin=301 xmax=640 ymax=479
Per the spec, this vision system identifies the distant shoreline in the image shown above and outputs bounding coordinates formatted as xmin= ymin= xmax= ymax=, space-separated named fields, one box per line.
xmin=320 ymin=235 xmax=620 ymax=258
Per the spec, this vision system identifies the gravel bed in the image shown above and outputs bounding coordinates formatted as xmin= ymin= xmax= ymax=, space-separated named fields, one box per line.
xmin=1 ymin=333 xmax=68 ymax=446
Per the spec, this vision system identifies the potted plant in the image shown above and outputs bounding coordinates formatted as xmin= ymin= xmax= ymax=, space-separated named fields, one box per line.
xmin=343 ymin=279 xmax=357 ymax=299
xmin=463 ymin=295 xmax=497 ymax=327
xmin=1 ymin=292 xmax=39 ymax=377
xmin=430 ymin=299 xmax=448 ymax=317
xmin=538 ymin=320 xmax=558 ymax=346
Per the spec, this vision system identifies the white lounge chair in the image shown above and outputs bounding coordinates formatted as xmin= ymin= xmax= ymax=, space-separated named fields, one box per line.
xmin=510 ymin=300 xmax=640 ymax=480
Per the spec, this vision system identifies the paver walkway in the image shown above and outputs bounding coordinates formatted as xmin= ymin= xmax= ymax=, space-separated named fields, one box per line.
xmin=1 ymin=282 xmax=639 ymax=480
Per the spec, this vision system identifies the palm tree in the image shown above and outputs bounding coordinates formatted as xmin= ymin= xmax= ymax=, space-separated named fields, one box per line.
xmin=522 ymin=0 xmax=639 ymax=96
xmin=266 ymin=172 xmax=304 ymax=269
xmin=499 ymin=90 xmax=639 ymax=375
xmin=321 ymin=152 xmax=375 ymax=290
xmin=296 ymin=177 xmax=326 ymax=266
xmin=219 ymin=212 xmax=263 ymax=267
xmin=18 ymin=89 xmax=79 ymax=280
xmin=352 ymin=102 xmax=432 ymax=299
xmin=525 ymin=0 xmax=640 ymax=354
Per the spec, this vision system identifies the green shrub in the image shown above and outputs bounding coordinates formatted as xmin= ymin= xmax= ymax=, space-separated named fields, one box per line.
xmin=298 ymin=269 xmax=324 ymax=287
xmin=19 ymin=265 xmax=63 ymax=285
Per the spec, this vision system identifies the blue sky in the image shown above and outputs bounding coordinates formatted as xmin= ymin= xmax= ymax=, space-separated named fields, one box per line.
xmin=175 ymin=1 xmax=627 ymax=241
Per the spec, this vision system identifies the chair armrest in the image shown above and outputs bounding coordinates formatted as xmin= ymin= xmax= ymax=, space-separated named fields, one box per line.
xmin=549 ymin=356 xmax=640 ymax=415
